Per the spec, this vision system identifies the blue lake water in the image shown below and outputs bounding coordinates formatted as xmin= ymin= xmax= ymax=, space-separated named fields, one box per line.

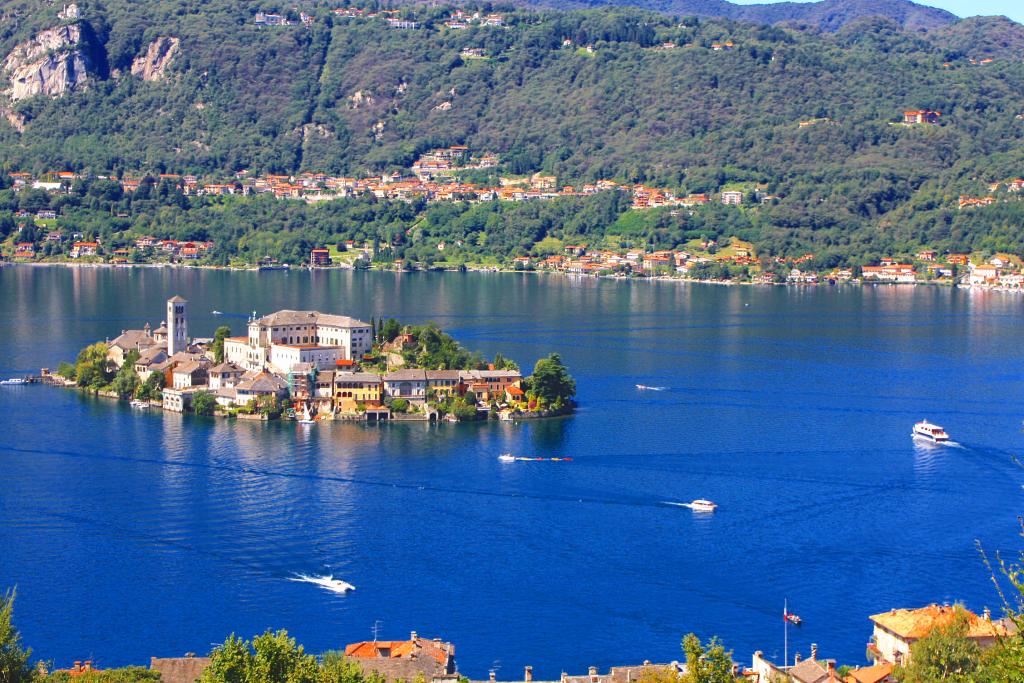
xmin=1 ymin=265 xmax=1022 ymax=676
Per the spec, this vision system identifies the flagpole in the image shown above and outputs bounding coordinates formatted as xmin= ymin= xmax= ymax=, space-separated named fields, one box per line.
xmin=784 ymin=598 xmax=788 ymax=670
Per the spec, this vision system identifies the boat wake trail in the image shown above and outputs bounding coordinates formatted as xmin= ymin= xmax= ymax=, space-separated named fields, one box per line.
xmin=288 ymin=573 xmax=355 ymax=594
xmin=636 ymin=384 xmax=668 ymax=391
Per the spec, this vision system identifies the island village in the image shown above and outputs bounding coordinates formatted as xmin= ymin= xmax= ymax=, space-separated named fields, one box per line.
xmin=45 ymin=295 xmax=570 ymax=422
xmin=49 ymin=602 xmax=1016 ymax=683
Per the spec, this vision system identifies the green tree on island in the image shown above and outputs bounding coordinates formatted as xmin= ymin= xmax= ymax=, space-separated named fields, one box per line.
xmin=0 ymin=589 xmax=33 ymax=683
xmin=192 ymin=390 xmax=217 ymax=416
xmin=526 ymin=353 xmax=576 ymax=409
xmin=135 ymin=372 xmax=165 ymax=402
xmin=110 ymin=350 xmax=141 ymax=399
xmin=74 ymin=342 xmax=114 ymax=391
xmin=211 ymin=326 xmax=232 ymax=364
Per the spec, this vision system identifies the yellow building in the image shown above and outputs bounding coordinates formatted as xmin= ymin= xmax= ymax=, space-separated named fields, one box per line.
xmin=334 ymin=372 xmax=383 ymax=412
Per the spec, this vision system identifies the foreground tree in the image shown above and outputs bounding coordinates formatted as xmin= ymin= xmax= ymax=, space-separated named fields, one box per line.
xmin=200 ymin=630 xmax=318 ymax=683
xmin=975 ymin=518 xmax=1024 ymax=682
xmin=0 ymin=589 xmax=33 ymax=683
xmin=679 ymin=633 xmax=737 ymax=683
xmin=896 ymin=607 xmax=980 ymax=683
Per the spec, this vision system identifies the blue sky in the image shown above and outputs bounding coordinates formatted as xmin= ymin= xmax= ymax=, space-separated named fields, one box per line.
xmin=730 ymin=0 xmax=1024 ymax=23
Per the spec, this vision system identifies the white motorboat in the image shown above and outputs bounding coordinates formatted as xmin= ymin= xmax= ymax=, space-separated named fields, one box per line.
xmin=288 ymin=573 xmax=355 ymax=594
xmin=689 ymin=499 xmax=718 ymax=512
xmin=1 ymin=378 xmax=27 ymax=385
xmin=498 ymin=453 xmax=515 ymax=462
xmin=912 ymin=420 xmax=949 ymax=443
xmin=130 ymin=399 xmax=149 ymax=409
xmin=211 ymin=310 xmax=223 ymax=315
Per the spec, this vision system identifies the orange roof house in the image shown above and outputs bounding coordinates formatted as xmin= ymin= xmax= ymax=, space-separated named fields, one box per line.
xmin=868 ymin=605 xmax=1013 ymax=666
xmin=845 ymin=662 xmax=894 ymax=683
xmin=344 ymin=633 xmax=456 ymax=683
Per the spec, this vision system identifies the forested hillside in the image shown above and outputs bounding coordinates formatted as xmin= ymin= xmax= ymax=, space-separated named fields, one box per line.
xmin=3 ymin=0 xmax=1024 ymax=263
xmin=524 ymin=0 xmax=958 ymax=32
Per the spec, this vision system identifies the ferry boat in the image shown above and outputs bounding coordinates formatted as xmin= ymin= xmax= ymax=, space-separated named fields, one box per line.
xmin=689 ymin=499 xmax=718 ymax=512
xmin=912 ymin=420 xmax=949 ymax=443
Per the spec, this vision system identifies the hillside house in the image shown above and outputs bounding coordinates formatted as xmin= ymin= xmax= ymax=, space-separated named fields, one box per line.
xmin=70 ymin=242 xmax=99 ymax=258
xmin=903 ymin=110 xmax=940 ymax=125
xmin=310 ymin=248 xmax=332 ymax=267
xmin=721 ymin=190 xmax=744 ymax=205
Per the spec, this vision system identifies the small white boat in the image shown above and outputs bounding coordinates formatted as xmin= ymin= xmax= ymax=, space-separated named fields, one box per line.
xmin=1 ymin=378 xmax=27 ymax=385
xmin=689 ymin=499 xmax=718 ymax=512
xmin=636 ymin=384 xmax=666 ymax=391
xmin=288 ymin=573 xmax=355 ymax=594
xmin=130 ymin=399 xmax=149 ymax=409
xmin=211 ymin=310 xmax=223 ymax=315
xmin=498 ymin=453 xmax=515 ymax=462
xmin=297 ymin=403 xmax=316 ymax=425
xmin=912 ymin=420 xmax=949 ymax=443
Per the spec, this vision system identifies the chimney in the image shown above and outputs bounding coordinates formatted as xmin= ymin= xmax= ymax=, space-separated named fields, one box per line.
xmin=810 ymin=643 xmax=818 ymax=660
xmin=984 ymin=607 xmax=992 ymax=620
xmin=84 ymin=661 xmax=93 ymax=672
xmin=411 ymin=631 xmax=418 ymax=641
xmin=643 ymin=661 xmax=651 ymax=666
xmin=589 ymin=666 xmax=598 ymax=682
xmin=490 ymin=672 xmax=496 ymax=682
xmin=73 ymin=662 xmax=82 ymax=673
xmin=794 ymin=653 xmax=802 ymax=664
xmin=525 ymin=666 xmax=533 ymax=682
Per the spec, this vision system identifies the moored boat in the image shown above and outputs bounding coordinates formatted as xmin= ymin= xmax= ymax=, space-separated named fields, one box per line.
xmin=0 ymin=378 xmax=27 ymax=385
xmin=912 ymin=420 xmax=949 ymax=443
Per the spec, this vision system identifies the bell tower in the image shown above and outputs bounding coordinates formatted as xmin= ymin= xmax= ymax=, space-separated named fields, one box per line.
xmin=167 ymin=295 xmax=188 ymax=355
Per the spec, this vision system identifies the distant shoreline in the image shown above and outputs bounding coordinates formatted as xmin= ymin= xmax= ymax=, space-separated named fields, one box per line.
xmin=4 ymin=260 xmax=1022 ymax=293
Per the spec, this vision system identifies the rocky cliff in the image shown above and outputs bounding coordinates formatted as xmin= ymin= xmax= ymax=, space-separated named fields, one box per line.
xmin=2 ymin=23 xmax=95 ymax=101
xmin=130 ymin=36 xmax=180 ymax=82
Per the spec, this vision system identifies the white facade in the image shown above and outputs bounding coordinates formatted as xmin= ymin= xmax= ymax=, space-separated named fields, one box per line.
xmin=268 ymin=344 xmax=346 ymax=373
xmin=224 ymin=338 xmax=267 ymax=372
xmin=228 ymin=310 xmax=372 ymax=373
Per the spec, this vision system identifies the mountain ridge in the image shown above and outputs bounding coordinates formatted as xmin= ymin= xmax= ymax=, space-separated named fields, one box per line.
xmin=517 ymin=0 xmax=962 ymax=31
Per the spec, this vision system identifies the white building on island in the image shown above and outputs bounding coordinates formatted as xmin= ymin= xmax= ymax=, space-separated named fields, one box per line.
xmin=224 ymin=309 xmax=373 ymax=373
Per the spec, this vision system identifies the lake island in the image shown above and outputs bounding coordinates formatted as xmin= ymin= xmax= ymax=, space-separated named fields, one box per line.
xmin=51 ymin=295 xmax=576 ymax=422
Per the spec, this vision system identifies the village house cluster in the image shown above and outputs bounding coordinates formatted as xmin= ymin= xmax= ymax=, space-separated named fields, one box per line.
xmin=100 ymin=296 xmax=525 ymax=420
xmin=1 ymin=154 xmax=751 ymax=212
xmin=67 ymin=603 xmax=1015 ymax=683
xmin=516 ymin=242 xmax=760 ymax=277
